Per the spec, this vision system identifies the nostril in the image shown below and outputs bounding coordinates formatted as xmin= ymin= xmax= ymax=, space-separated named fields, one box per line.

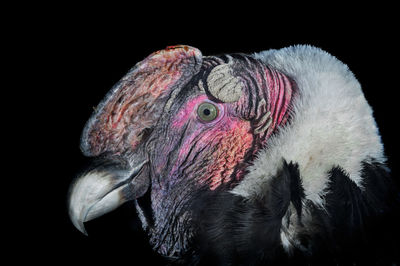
xmin=141 ymin=127 xmax=153 ymax=140
xmin=136 ymin=127 xmax=154 ymax=145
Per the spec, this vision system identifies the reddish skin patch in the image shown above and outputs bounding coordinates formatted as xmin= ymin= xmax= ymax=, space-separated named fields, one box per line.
xmin=165 ymin=45 xmax=190 ymax=52
xmin=85 ymin=46 xmax=201 ymax=156
xmin=171 ymin=95 xmax=253 ymax=190
xmin=171 ymin=95 xmax=225 ymax=170
xmin=107 ymin=59 xmax=184 ymax=148
xmin=264 ymin=68 xmax=293 ymax=131
xmin=201 ymin=118 xmax=253 ymax=190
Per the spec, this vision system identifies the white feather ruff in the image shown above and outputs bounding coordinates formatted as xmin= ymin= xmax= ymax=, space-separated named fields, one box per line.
xmin=231 ymin=45 xmax=385 ymax=206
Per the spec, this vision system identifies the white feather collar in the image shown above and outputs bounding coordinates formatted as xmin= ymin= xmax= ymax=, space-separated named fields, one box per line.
xmin=232 ymin=45 xmax=385 ymax=206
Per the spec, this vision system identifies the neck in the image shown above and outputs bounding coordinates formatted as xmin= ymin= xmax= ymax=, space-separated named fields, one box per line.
xmin=232 ymin=45 xmax=385 ymax=206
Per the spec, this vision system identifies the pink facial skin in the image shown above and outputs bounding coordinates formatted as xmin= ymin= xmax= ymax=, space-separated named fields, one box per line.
xmin=200 ymin=117 xmax=253 ymax=190
xmin=265 ymin=69 xmax=293 ymax=129
xmin=165 ymin=59 xmax=295 ymax=191
xmin=171 ymin=95 xmax=253 ymax=190
xmin=172 ymin=95 xmax=211 ymax=128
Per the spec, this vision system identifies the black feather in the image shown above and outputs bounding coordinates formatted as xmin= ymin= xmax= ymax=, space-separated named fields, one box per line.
xmin=175 ymin=160 xmax=399 ymax=265
xmin=295 ymin=160 xmax=400 ymax=265
xmin=179 ymin=160 xmax=305 ymax=265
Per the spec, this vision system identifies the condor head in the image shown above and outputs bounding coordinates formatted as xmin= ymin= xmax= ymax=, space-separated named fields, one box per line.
xmin=68 ymin=45 xmax=296 ymax=257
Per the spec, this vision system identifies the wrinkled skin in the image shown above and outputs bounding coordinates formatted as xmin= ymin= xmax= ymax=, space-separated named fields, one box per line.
xmin=68 ymin=46 xmax=295 ymax=258
xmin=144 ymin=73 xmax=255 ymax=255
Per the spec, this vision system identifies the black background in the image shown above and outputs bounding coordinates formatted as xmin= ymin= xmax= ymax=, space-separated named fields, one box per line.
xmin=14 ymin=7 xmax=399 ymax=265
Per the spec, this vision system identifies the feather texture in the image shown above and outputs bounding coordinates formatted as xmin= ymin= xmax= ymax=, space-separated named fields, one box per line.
xmin=233 ymin=45 xmax=385 ymax=205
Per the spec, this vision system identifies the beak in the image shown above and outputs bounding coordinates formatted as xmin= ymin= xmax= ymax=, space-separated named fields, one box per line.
xmin=68 ymin=159 xmax=149 ymax=235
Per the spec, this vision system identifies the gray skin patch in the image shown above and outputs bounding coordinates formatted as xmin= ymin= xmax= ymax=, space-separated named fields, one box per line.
xmin=206 ymin=64 xmax=243 ymax=103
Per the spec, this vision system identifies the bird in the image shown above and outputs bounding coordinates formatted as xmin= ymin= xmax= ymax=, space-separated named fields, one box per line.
xmin=68 ymin=45 xmax=399 ymax=265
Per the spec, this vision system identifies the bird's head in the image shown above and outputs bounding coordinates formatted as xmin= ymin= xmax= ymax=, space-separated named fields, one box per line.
xmin=68 ymin=45 xmax=295 ymax=257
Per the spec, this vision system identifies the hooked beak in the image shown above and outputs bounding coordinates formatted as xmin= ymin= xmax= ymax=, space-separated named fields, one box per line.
xmin=68 ymin=160 xmax=149 ymax=235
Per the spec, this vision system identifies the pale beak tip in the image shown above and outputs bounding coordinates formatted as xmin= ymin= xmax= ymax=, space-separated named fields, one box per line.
xmin=70 ymin=212 xmax=89 ymax=236
xmin=76 ymin=222 xmax=89 ymax=236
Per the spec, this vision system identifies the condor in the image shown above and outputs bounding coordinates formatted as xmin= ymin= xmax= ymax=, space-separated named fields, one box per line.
xmin=69 ymin=45 xmax=399 ymax=265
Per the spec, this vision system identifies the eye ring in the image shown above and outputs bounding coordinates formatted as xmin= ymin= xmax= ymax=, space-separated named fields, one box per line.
xmin=197 ymin=102 xmax=219 ymax=122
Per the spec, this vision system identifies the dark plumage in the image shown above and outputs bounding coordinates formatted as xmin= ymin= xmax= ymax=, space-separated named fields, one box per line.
xmin=177 ymin=161 xmax=399 ymax=265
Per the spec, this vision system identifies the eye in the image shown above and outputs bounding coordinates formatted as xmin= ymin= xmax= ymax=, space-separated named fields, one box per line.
xmin=197 ymin=102 xmax=219 ymax=122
